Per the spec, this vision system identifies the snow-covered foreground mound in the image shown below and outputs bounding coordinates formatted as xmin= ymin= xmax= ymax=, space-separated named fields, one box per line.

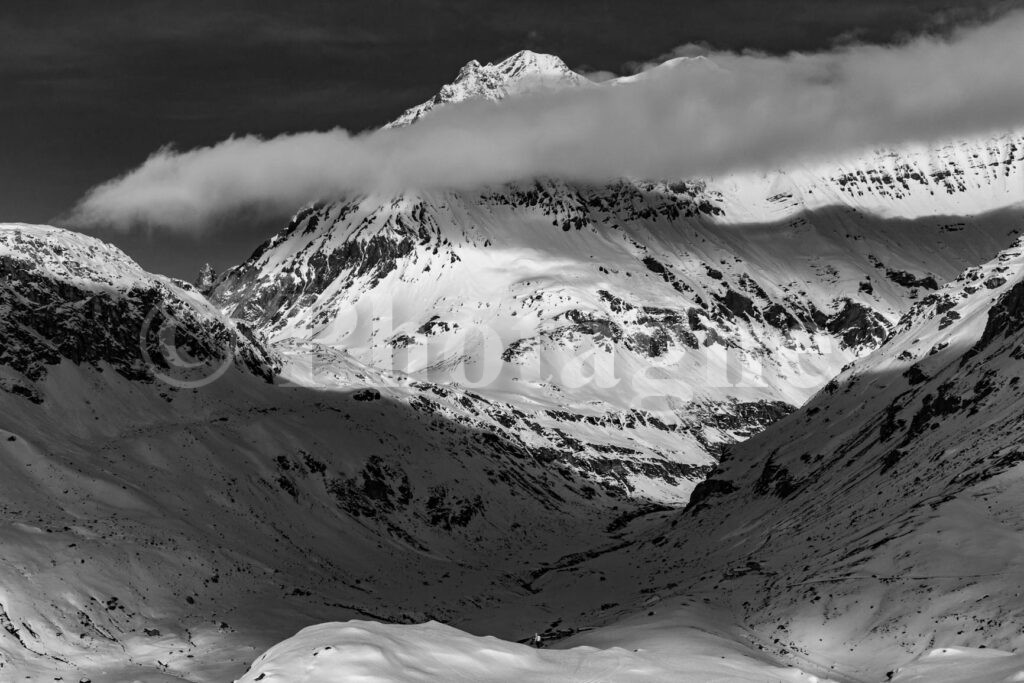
xmin=237 ymin=606 xmax=833 ymax=683
xmin=244 ymin=625 xmax=1024 ymax=683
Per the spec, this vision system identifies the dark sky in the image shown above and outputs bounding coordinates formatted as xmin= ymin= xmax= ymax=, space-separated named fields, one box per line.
xmin=1 ymin=0 xmax=1017 ymax=279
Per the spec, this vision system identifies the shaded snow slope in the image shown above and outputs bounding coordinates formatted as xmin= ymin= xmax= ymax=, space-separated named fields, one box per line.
xmin=0 ymin=366 xmax=646 ymax=681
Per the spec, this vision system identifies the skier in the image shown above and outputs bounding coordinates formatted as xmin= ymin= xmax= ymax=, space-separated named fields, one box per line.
xmin=532 ymin=633 xmax=543 ymax=648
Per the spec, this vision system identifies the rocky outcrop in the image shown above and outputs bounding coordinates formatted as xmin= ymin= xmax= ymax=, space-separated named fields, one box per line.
xmin=966 ymin=279 xmax=1024 ymax=361
xmin=0 ymin=224 xmax=279 ymax=393
xmin=824 ymin=299 xmax=890 ymax=350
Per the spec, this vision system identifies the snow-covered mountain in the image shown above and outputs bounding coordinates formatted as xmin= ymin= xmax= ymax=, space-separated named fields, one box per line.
xmin=3 ymin=49 xmax=1024 ymax=683
xmin=213 ymin=50 xmax=1024 ymax=502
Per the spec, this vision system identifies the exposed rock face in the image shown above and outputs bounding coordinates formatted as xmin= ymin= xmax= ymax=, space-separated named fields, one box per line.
xmin=968 ymin=278 xmax=1024 ymax=358
xmin=0 ymin=224 xmax=279 ymax=398
xmin=194 ymin=263 xmax=217 ymax=295
xmin=824 ymin=299 xmax=890 ymax=350
xmin=885 ymin=267 xmax=939 ymax=290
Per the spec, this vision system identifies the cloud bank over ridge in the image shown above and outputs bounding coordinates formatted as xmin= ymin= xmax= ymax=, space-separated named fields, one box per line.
xmin=70 ymin=10 xmax=1024 ymax=233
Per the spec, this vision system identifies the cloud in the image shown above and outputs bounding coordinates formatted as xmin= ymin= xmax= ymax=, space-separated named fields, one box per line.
xmin=578 ymin=69 xmax=617 ymax=83
xmin=623 ymin=41 xmax=713 ymax=73
xmin=70 ymin=10 xmax=1024 ymax=233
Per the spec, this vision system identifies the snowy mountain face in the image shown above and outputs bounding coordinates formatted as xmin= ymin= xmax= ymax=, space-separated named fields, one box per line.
xmin=214 ymin=51 xmax=1024 ymax=503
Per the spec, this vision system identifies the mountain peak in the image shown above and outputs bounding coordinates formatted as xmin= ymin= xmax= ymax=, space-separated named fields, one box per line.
xmin=455 ymin=58 xmax=483 ymax=79
xmin=449 ymin=50 xmax=576 ymax=88
xmin=492 ymin=49 xmax=575 ymax=78
xmin=388 ymin=49 xmax=586 ymax=127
